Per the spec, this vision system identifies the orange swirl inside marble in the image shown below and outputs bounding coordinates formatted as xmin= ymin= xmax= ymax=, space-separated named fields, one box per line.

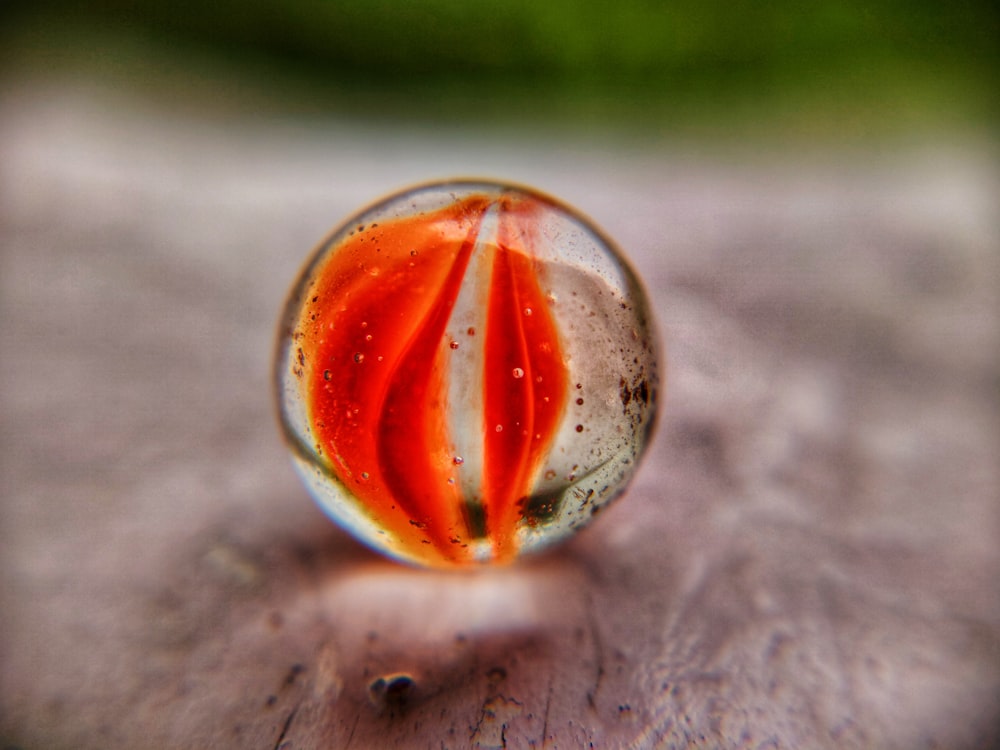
xmin=298 ymin=193 xmax=569 ymax=566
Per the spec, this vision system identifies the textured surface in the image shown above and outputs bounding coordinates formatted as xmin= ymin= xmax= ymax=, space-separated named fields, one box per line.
xmin=1 ymin=80 xmax=999 ymax=749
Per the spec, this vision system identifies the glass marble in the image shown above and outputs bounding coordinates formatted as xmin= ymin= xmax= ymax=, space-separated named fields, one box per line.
xmin=275 ymin=180 xmax=660 ymax=568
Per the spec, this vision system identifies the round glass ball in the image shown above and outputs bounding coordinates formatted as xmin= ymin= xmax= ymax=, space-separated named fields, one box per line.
xmin=275 ymin=180 xmax=660 ymax=567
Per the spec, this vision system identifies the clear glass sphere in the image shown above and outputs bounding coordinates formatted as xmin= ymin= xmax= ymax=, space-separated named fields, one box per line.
xmin=275 ymin=180 xmax=660 ymax=567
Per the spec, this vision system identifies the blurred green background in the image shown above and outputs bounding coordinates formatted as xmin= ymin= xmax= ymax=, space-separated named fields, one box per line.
xmin=2 ymin=0 xmax=997 ymax=141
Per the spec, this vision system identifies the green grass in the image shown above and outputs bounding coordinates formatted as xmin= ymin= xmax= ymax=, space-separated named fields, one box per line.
xmin=2 ymin=1 xmax=996 ymax=143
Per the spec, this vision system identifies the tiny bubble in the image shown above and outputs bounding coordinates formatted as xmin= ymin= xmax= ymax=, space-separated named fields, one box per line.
xmin=410 ymin=249 xmax=418 ymax=256
xmin=467 ymin=327 xmax=476 ymax=336
xmin=323 ymin=370 xmax=332 ymax=381
xmin=366 ymin=334 xmax=373 ymax=341
xmin=361 ymin=472 xmax=370 ymax=480
xmin=523 ymin=307 xmax=532 ymax=316
xmin=354 ymin=353 xmax=365 ymax=363
xmin=453 ymin=456 xmax=464 ymax=465
xmin=512 ymin=367 xmax=524 ymax=378
xmin=495 ymin=424 xmax=503 ymax=432
xmin=449 ymin=341 xmax=459 ymax=350
xmin=576 ymin=398 xmax=584 ymax=405
xmin=576 ymin=424 xmax=584 ymax=432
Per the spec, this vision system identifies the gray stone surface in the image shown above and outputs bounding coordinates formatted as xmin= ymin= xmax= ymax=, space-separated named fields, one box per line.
xmin=2 ymin=79 xmax=998 ymax=749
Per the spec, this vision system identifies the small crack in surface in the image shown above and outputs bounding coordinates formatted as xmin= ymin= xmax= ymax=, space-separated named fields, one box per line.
xmin=271 ymin=705 xmax=298 ymax=750
xmin=584 ymin=592 xmax=606 ymax=710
